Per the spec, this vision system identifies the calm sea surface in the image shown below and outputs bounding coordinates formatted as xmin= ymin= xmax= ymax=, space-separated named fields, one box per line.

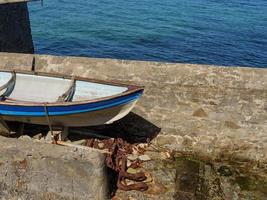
xmin=29 ymin=0 xmax=267 ymax=68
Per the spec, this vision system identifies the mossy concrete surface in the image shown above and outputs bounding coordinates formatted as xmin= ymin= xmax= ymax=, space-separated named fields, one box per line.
xmin=0 ymin=53 xmax=266 ymax=166
xmin=115 ymin=150 xmax=267 ymax=200
xmin=0 ymin=53 xmax=266 ymax=199
xmin=32 ymin=53 xmax=267 ymax=170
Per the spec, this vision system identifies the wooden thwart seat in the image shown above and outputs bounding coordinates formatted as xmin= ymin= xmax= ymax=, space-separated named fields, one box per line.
xmin=4 ymin=73 xmax=74 ymax=103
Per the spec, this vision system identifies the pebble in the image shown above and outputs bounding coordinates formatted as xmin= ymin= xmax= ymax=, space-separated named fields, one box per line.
xmin=217 ymin=165 xmax=233 ymax=177
xmin=160 ymin=151 xmax=171 ymax=160
xmin=138 ymin=155 xmax=151 ymax=161
xmin=72 ymin=139 xmax=86 ymax=145
xmin=32 ymin=133 xmax=43 ymax=140
xmin=128 ymin=196 xmax=137 ymax=200
xmin=65 ymin=139 xmax=72 ymax=143
xmin=127 ymin=154 xmax=138 ymax=161
xmin=125 ymin=179 xmax=135 ymax=185
xmin=127 ymin=160 xmax=132 ymax=167
xmin=97 ymin=142 xmax=105 ymax=149
xmin=132 ymin=146 xmax=139 ymax=155
xmin=45 ymin=131 xmax=52 ymax=141
xmin=144 ymin=172 xmax=153 ymax=183
xmin=127 ymin=168 xmax=139 ymax=174
xmin=137 ymin=143 xmax=148 ymax=149
xmin=18 ymin=135 xmax=32 ymax=140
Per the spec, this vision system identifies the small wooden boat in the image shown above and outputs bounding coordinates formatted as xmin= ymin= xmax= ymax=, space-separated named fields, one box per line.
xmin=0 ymin=70 xmax=144 ymax=127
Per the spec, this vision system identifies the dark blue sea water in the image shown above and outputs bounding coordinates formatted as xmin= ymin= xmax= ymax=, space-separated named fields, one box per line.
xmin=29 ymin=0 xmax=267 ymax=68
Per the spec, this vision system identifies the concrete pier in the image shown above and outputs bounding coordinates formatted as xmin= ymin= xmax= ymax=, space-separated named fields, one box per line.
xmin=0 ymin=52 xmax=266 ymax=165
xmin=33 ymin=54 xmax=267 ymax=165
xmin=0 ymin=52 xmax=266 ymax=199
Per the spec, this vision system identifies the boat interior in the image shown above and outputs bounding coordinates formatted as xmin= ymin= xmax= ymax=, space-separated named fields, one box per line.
xmin=0 ymin=71 xmax=128 ymax=103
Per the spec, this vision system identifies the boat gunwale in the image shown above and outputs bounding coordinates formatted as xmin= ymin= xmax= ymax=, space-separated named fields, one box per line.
xmin=0 ymin=69 xmax=144 ymax=107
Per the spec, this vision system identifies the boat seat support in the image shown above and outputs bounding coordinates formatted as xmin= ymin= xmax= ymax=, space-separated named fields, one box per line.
xmin=0 ymin=72 xmax=16 ymax=101
xmin=57 ymin=78 xmax=76 ymax=102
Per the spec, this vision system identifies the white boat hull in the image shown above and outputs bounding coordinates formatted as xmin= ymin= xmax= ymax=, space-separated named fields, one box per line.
xmin=2 ymin=100 xmax=138 ymax=127
xmin=0 ymin=70 xmax=144 ymax=127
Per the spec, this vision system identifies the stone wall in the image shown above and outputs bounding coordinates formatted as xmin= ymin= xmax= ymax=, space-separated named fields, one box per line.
xmin=0 ymin=2 xmax=34 ymax=53
xmin=0 ymin=52 xmax=266 ymax=167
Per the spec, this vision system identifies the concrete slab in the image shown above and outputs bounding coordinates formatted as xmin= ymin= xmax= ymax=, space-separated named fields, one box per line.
xmin=33 ymin=53 xmax=267 ymax=178
xmin=0 ymin=53 xmax=266 ymax=179
xmin=34 ymin=54 xmax=267 ymax=90
xmin=0 ymin=52 xmax=33 ymax=71
xmin=0 ymin=136 xmax=108 ymax=200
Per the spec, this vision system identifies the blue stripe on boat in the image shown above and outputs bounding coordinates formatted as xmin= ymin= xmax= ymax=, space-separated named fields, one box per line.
xmin=0 ymin=90 xmax=143 ymax=116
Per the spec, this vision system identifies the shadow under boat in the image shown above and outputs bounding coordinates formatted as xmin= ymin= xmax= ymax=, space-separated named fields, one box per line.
xmin=5 ymin=112 xmax=161 ymax=144
xmin=70 ymin=112 xmax=161 ymax=144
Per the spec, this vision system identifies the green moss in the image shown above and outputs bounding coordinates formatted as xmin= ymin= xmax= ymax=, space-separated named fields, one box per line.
xmin=257 ymin=180 xmax=267 ymax=195
xmin=235 ymin=176 xmax=267 ymax=195
xmin=236 ymin=176 xmax=257 ymax=191
xmin=174 ymin=155 xmax=267 ymax=198
xmin=217 ymin=166 xmax=233 ymax=177
xmin=175 ymin=156 xmax=205 ymax=165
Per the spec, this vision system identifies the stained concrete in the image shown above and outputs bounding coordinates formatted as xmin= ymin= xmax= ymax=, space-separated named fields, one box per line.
xmin=0 ymin=52 xmax=33 ymax=70
xmin=0 ymin=53 xmax=266 ymax=198
xmin=0 ymin=136 xmax=108 ymax=200
xmin=32 ymin=54 xmax=267 ymax=170
xmin=115 ymin=150 xmax=267 ymax=200
xmin=0 ymin=53 xmax=266 ymax=168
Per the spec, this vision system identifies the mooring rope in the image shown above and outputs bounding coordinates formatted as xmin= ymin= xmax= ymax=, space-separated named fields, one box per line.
xmin=44 ymin=103 xmax=54 ymax=141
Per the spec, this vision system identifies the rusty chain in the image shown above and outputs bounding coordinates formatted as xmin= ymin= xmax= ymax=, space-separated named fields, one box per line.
xmin=85 ymin=137 xmax=148 ymax=191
